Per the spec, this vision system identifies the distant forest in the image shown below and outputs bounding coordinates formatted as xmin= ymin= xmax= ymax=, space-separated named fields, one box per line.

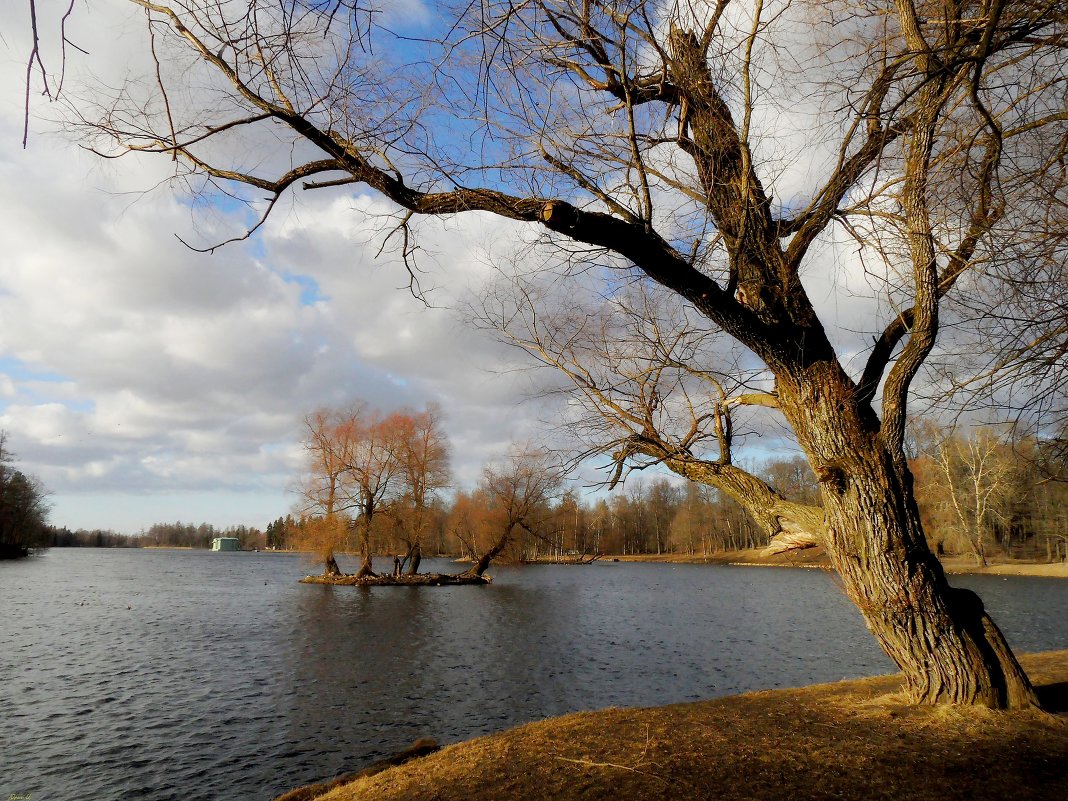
xmin=46 ymin=521 xmax=266 ymax=550
xmin=32 ymin=425 xmax=1068 ymax=564
xmin=274 ymin=433 xmax=1066 ymax=566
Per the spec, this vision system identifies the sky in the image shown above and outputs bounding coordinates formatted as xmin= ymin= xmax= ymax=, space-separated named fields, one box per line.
xmin=0 ymin=0 xmax=572 ymax=533
xmin=0 ymin=1 xmax=909 ymax=535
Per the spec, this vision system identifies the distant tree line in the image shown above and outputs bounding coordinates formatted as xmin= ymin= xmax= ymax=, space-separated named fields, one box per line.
xmin=279 ymin=415 xmax=1066 ymax=566
xmin=45 ymin=527 xmax=142 ymax=548
xmin=46 ymin=521 xmax=267 ymax=550
xmin=446 ymin=460 xmax=816 ymax=562
xmin=280 ymin=405 xmax=817 ymax=564
xmin=139 ymin=521 xmax=265 ymax=550
xmin=21 ymin=418 xmax=1068 ymax=566
xmin=911 ymin=423 xmax=1068 ymax=565
xmin=273 ymin=464 xmax=802 ymax=563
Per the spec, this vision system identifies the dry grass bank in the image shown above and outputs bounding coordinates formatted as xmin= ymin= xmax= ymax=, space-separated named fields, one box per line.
xmin=284 ymin=651 xmax=1068 ymax=801
xmin=938 ymin=557 xmax=1068 ymax=579
xmin=606 ymin=548 xmax=831 ymax=566
xmin=609 ymin=549 xmax=1068 ymax=578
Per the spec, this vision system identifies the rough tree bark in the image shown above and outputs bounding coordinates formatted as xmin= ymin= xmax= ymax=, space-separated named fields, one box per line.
xmin=775 ymin=364 xmax=1036 ymax=707
xmin=618 ymin=338 xmax=1036 ymax=705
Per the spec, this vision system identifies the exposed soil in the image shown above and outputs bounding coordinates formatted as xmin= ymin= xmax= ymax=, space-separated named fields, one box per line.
xmin=280 ymin=650 xmax=1068 ymax=801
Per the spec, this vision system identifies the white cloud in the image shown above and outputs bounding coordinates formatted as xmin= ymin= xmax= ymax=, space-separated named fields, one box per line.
xmin=0 ymin=0 xmax=925 ymax=534
xmin=0 ymin=2 xmax=562 ymax=532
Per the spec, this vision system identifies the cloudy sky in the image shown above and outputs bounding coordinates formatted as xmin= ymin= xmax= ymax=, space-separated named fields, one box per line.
xmin=0 ymin=1 xmax=575 ymax=533
xmin=0 ymin=1 xmax=902 ymax=534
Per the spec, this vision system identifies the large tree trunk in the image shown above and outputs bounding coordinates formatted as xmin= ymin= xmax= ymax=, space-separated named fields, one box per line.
xmin=776 ymin=365 xmax=1038 ymax=708
xmin=324 ymin=554 xmax=342 ymax=577
xmin=466 ymin=549 xmax=495 ymax=578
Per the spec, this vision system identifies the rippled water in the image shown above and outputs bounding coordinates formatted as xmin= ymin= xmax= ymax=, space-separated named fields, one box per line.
xmin=1 ymin=549 xmax=1065 ymax=801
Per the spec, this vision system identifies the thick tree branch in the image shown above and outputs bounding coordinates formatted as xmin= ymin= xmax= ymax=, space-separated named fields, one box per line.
xmin=620 ymin=435 xmax=824 ymax=553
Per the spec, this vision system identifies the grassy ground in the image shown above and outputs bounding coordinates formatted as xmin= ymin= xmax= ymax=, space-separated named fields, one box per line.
xmin=280 ymin=651 xmax=1068 ymax=801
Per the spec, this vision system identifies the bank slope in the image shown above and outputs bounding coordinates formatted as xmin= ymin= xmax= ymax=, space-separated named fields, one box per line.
xmin=304 ymin=650 xmax=1068 ymax=801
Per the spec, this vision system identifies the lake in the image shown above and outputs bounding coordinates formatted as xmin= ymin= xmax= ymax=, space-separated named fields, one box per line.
xmin=2 ymin=549 xmax=1066 ymax=801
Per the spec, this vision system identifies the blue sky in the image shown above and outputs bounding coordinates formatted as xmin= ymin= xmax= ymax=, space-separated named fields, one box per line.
xmin=0 ymin=0 xmax=888 ymax=534
xmin=0 ymin=0 xmax=565 ymax=532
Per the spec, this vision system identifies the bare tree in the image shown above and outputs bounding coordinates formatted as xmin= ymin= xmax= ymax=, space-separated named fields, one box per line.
xmin=389 ymin=404 xmax=451 ymax=575
xmin=20 ymin=0 xmax=84 ymax=148
xmin=445 ymin=489 xmax=484 ymax=563
xmin=340 ymin=409 xmax=409 ymax=577
xmin=290 ymin=513 xmax=350 ymax=576
xmin=298 ymin=403 xmax=431 ymax=578
xmin=462 ymin=446 xmax=562 ymax=577
xmin=295 ymin=404 xmax=369 ymax=576
xmin=73 ymin=0 xmax=1068 ymax=707
xmin=298 ymin=401 xmax=521 ymax=585
xmin=479 ymin=280 xmax=825 ymax=556
xmin=932 ymin=427 xmax=1015 ymax=568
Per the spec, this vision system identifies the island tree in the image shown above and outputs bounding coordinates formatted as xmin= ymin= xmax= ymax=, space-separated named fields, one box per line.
xmin=389 ymin=404 xmax=451 ymax=576
xmin=296 ymin=406 xmax=356 ymax=575
xmin=297 ymin=402 xmax=441 ymax=578
xmin=297 ymin=401 xmax=541 ymax=584
xmin=461 ymin=447 xmax=562 ymax=577
xmin=73 ymin=0 xmax=1068 ymax=707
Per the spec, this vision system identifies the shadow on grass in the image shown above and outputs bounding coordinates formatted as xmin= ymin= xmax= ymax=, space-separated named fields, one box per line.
xmin=1037 ymin=681 xmax=1068 ymax=713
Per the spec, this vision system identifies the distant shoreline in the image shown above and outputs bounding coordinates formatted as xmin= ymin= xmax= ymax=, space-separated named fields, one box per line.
xmin=53 ymin=545 xmax=1068 ymax=579
xmin=600 ymin=549 xmax=1068 ymax=579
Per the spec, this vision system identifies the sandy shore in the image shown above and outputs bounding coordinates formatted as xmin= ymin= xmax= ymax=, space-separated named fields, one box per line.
xmin=939 ymin=558 xmax=1068 ymax=578
xmin=604 ymin=549 xmax=1068 ymax=578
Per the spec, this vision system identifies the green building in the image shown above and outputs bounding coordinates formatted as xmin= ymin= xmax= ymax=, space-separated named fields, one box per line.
xmin=211 ymin=537 xmax=241 ymax=552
